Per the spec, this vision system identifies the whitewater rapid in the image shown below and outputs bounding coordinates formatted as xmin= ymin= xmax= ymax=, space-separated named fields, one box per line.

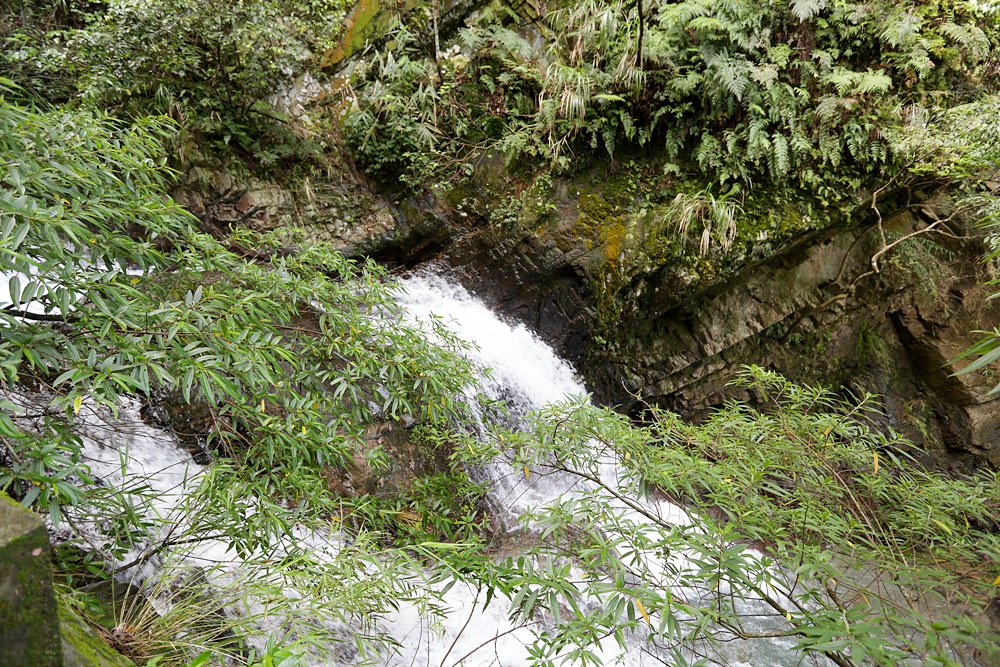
xmin=52 ymin=267 xmax=818 ymax=666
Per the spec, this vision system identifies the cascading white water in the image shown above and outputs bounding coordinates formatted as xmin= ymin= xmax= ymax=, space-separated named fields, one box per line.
xmin=66 ymin=398 xmax=206 ymax=583
xmin=394 ymin=271 xmax=605 ymax=520
xmin=54 ymin=267 xmax=821 ymax=667
xmin=385 ymin=271 xmax=673 ymax=666
xmin=390 ymin=270 xmax=815 ymax=667
xmin=395 ymin=272 xmax=584 ymax=411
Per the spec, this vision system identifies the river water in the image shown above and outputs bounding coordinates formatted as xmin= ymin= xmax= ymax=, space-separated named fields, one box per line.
xmin=60 ymin=267 xmax=821 ymax=666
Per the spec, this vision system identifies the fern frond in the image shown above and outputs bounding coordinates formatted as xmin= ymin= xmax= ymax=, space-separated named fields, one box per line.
xmin=751 ymin=63 xmax=779 ymax=89
xmin=878 ymin=10 xmax=921 ymax=49
xmin=712 ymin=56 xmax=752 ymax=101
xmin=457 ymin=28 xmax=483 ymax=52
xmin=856 ymin=70 xmax=893 ymax=94
xmin=772 ymin=133 xmax=790 ymax=175
xmin=790 ymin=0 xmax=826 ymax=22
xmin=686 ymin=16 xmax=725 ymax=33
xmin=938 ymin=22 xmax=990 ymax=59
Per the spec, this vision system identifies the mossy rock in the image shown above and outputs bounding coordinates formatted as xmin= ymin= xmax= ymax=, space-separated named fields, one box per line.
xmin=0 ymin=492 xmax=63 ymax=667
xmin=60 ymin=599 xmax=137 ymax=667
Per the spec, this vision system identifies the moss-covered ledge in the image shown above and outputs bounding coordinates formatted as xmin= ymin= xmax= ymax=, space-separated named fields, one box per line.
xmin=0 ymin=492 xmax=135 ymax=667
xmin=60 ymin=599 xmax=136 ymax=667
xmin=0 ymin=491 xmax=63 ymax=667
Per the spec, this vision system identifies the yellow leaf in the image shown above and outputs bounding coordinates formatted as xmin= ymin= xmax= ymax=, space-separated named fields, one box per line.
xmin=301 ymin=425 xmax=307 ymax=435
xmin=873 ymin=452 xmax=879 ymax=474
xmin=634 ymin=597 xmax=651 ymax=626
xmin=932 ymin=519 xmax=953 ymax=535
xmin=73 ymin=395 xmax=83 ymax=415
xmin=396 ymin=509 xmax=421 ymax=526
xmin=259 ymin=399 xmax=266 ymax=412
xmin=992 ymin=575 xmax=1000 ymax=586
xmin=785 ymin=612 xmax=792 ymax=621
xmin=524 ymin=466 xmax=530 ymax=479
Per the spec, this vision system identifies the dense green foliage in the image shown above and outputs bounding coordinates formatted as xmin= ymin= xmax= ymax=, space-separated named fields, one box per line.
xmin=0 ymin=87 xmax=487 ymax=665
xmin=441 ymin=367 xmax=1000 ymax=666
xmin=2 ymin=0 xmax=347 ymax=165
xmin=342 ymin=0 xmax=1000 ymax=363
xmin=345 ymin=0 xmax=998 ymax=196
xmin=0 ymin=87 xmax=474 ymax=534
xmin=0 ymin=90 xmax=489 ymax=662
xmin=2 ymin=1 xmax=1000 ymax=666
xmin=337 ymin=424 xmax=492 ymax=543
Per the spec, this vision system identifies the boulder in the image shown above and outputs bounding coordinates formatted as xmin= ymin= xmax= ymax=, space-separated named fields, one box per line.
xmin=0 ymin=492 xmax=63 ymax=667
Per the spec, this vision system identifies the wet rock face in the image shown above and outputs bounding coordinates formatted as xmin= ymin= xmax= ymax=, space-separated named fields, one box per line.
xmin=888 ymin=290 xmax=1000 ymax=469
xmin=443 ymin=226 xmax=595 ymax=373
xmin=593 ymin=204 xmax=1000 ymax=472
xmin=0 ymin=495 xmax=141 ymax=667
xmin=171 ymin=161 xmax=460 ymax=263
xmin=140 ymin=390 xmax=216 ymax=464
xmin=171 ymin=168 xmax=273 ymax=236
xmin=321 ymin=422 xmax=449 ymax=498
xmin=372 ymin=173 xmax=1000 ymax=470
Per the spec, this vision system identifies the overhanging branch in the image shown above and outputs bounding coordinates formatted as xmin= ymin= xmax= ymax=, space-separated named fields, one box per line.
xmin=1 ymin=306 xmax=77 ymax=323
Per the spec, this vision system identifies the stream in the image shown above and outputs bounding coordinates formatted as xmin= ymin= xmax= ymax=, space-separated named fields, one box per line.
xmin=60 ymin=266 xmax=824 ymax=666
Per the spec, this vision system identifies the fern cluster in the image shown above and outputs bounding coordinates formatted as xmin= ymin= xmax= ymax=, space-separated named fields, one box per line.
xmin=346 ymin=0 xmax=997 ymax=200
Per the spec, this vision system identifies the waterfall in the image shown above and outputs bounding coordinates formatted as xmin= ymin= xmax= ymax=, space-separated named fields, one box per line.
xmin=394 ymin=270 xmax=606 ymax=520
xmin=62 ymin=397 xmax=206 ymax=583
xmin=385 ymin=271 xmax=670 ymax=666
xmin=389 ymin=270 xmax=814 ymax=667
xmin=395 ymin=271 xmax=585 ymax=413
xmin=55 ymin=267 xmax=820 ymax=667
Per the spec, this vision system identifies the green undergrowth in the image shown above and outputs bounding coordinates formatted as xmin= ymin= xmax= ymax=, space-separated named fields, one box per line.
xmin=439 ymin=366 xmax=1000 ymax=666
xmin=1 ymin=0 xmax=350 ymax=171
xmin=343 ymin=0 xmax=997 ymax=190
xmin=336 ymin=426 xmax=492 ymax=544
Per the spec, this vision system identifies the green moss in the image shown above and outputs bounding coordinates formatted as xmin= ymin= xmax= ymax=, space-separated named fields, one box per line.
xmin=321 ymin=0 xmax=384 ymax=68
xmin=59 ymin=598 xmax=137 ymax=667
xmin=0 ymin=492 xmax=63 ymax=667
xmin=573 ymin=193 xmax=618 ymax=240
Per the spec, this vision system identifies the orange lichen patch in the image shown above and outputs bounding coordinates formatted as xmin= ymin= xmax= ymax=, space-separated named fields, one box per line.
xmin=321 ymin=0 xmax=383 ymax=69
